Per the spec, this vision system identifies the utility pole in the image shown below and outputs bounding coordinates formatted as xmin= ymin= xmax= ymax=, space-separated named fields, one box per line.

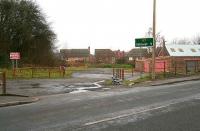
xmin=152 ymin=0 xmax=156 ymax=79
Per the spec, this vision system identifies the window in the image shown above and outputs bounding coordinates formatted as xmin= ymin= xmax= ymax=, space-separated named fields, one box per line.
xmin=170 ymin=48 xmax=176 ymax=52
xmin=191 ymin=48 xmax=196 ymax=52
xmin=129 ymin=57 xmax=133 ymax=61
xmin=178 ymin=48 xmax=184 ymax=52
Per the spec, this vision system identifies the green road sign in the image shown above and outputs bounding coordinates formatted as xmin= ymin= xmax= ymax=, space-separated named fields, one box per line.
xmin=135 ymin=38 xmax=154 ymax=47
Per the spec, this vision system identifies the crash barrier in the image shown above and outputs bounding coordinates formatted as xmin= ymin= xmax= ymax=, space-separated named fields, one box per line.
xmin=0 ymin=72 xmax=6 ymax=95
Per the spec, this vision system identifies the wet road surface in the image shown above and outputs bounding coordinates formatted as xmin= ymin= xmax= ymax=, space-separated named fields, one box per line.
xmin=1 ymin=80 xmax=200 ymax=130
xmin=6 ymin=78 xmax=104 ymax=96
xmin=5 ymin=68 xmax=141 ymax=96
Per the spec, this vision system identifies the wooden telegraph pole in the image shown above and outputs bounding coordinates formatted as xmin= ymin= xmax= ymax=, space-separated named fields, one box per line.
xmin=152 ymin=0 xmax=156 ymax=80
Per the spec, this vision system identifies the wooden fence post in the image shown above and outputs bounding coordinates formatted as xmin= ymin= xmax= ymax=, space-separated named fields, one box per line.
xmin=63 ymin=69 xmax=65 ymax=78
xmin=195 ymin=61 xmax=197 ymax=73
xmin=185 ymin=62 xmax=188 ymax=75
xmin=164 ymin=61 xmax=166 ymax=77
xmin=48 ymin=69 xmax=51 ymax=78
xmin=2 ymin=72 xmax=6 ymax=95
xmin=117 ymin=69 xmax=120 ymax=78
xmin=174 ymin=61 xmax=177 ymax=76
xmin=31 ymin=67 xmax=33 ymax=78
xmin=132 ymin=66 xmax=133 ymax=77
xmin=13 ymin=68 xmax=16 ymax=79
xmin=119 ymin=69 xmax=122 ymax=79
xmin=113 ymin=68 xmax=115 ymax=77
xmin=122 ymin=69 xmax=124 ymax=80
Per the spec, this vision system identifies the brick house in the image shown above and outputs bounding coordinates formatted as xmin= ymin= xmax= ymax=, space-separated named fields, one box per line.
xmin=60 ymin=47 xmax=90 ymax=66
xmin=95 ymin=49 xmax=115 ymax=64
xmin=126 ymin=48 xmax=150 ymax=66
xmin=127 ymin=48 xmax=150 ymax=61
xmin=113 ymin=50 xmax=126 ymax=63
xmin=113 ymin=50 xmax=125 ymax=59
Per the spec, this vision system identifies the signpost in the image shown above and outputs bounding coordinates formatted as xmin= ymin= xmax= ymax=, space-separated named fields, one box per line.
xmin=10 ymin=52 xmax=20 ymax=69
xmin=135 ymin=38 xmax=154 ymax=78
xmin=10 ymin=52 xmax=20 ymax=60
xmin=135 ymin=38 xmax=154 ymax=47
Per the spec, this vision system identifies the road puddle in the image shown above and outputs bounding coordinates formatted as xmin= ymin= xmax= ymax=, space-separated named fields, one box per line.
xmin=68 ymin=81 xmax=104 ymax=93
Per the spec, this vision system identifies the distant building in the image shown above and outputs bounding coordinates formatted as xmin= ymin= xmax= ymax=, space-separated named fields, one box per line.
xmin=95 ymin=49 xmax=115 ymax=64
xmin=113 ymin=50 xmax=125 ymax=59
xmin=60 ymin=47 xmax=90 ymax=66
xmin=135 ymin=44 xmax=200 ymax=74
xmin=126 ymin=48 xmax=150 ymax=62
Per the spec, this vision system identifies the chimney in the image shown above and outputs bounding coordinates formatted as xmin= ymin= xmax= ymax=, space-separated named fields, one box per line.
xmin=88 ymin=46 xmax=90 ymax=54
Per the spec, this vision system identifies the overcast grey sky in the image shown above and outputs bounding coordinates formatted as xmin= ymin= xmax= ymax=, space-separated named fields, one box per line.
xmin=36 ymin=0 xmax=200 ymax=53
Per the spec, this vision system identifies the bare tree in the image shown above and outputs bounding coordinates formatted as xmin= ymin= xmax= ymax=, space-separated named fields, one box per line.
xmin=171 ymin=38 xmax=191 ymax=45
xmin=192 ymin=35 xmax=200 ymax=45
xmin=145 ymin=27 xmax=165 ymax=47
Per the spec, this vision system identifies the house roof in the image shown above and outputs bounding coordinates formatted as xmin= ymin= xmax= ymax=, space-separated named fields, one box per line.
xmin=156 ymin=47 xmax=170 ymax=57
xmin=95 ymin=49 xmax=114 ymax=57
xmin=156 ymin=47 xmax=162 ymax=56
xmin=127 ymin=48 xmax=149 ymax=58
xmin=165 ymin=44 xmax=200 ymax=57
xmin=60 ymin=49 xmax=90 ymax=58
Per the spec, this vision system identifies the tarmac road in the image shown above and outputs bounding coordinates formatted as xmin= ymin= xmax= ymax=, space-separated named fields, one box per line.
xmin=0 ymin=80 xmax=200 ymax=131
xmin=98 ymin=99 xmax=200 ymax=131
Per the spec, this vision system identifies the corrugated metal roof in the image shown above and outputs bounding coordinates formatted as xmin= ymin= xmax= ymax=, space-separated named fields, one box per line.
xmin=165 ymin=44 xmax=200 ymax=56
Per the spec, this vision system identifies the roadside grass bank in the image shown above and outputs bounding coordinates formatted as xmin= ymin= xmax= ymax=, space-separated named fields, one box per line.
xmin=125 ymin=72 xmax=199 ymax=86
xmin=103 ymin=72 xmax=200 ymax=87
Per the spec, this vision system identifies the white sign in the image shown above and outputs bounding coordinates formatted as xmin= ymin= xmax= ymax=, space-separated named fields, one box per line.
xmin=10 ymin=52 xmax=20 ymax=60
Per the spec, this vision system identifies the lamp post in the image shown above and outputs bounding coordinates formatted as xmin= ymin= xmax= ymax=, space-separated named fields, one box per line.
xmin=152 ymin=0 xmax=156 ymax=79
